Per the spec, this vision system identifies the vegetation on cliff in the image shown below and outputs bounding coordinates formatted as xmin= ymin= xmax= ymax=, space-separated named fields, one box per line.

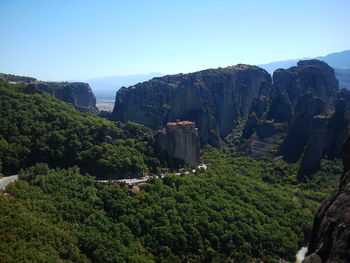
xmin=0 ymin=81 xmax=160 ymax=178
xmin=0 ymin=71 xmax=344 ymax=263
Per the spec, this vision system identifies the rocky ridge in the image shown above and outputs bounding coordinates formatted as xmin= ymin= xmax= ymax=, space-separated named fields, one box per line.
xmin=0 ymin=73 xmax=99 ymax=114
xmin=24 ymin=81 xmax=99 ymax=114
xmin=110 ymin=59 xmax=348 ymax=175
xmin=303 ymin=135 xmax=350 ymax=263
xmin=111 ymin=65 xmax=272 ymax=147
xmin=243 ymin=60 xmax=349 ymax=176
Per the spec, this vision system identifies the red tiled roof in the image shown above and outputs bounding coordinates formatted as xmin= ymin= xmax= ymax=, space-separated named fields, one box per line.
xmin=178 ymin=121 xmax=194 ymax=125
xmin=167 ymin=121 xmax=195 ymax=126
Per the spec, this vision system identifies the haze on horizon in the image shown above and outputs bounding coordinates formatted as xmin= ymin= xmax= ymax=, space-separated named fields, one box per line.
xmin=0 ymin=0 xmax=349 ymax=81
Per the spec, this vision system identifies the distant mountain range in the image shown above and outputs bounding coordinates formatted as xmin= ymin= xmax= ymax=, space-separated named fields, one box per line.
xmin=259 ymin=49 xmax=350 ymax=73
xmin=259 ymin=50 xmax=350 ymax=89
xmin=87 ymin=50 xmax=350 ymax=96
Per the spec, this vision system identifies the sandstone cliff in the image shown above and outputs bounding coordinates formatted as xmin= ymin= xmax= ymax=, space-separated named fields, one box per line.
xmin=337 ymin=89 xmax=350 ymax=113
xmin=240 ymin=60 xmax=349 ymax=176
xmin=24 ymin=82 xmax=99 ymax=113
xmin=270 ymin=59 xmax=339 ymax=121
xmin=111 ymin=65 xmax=272 ymax=147
xmin=238 ymin=121 xmax=287 ymax=158
xmin=279 ymin=93 xmax=326 ymax=162
xmin=303 ymin=135 xmax=350 ymax=263
xmin=299 ymin=100 xmax=349 ymax=176
xmin=156 ymin=121 xmax=200 ymax=168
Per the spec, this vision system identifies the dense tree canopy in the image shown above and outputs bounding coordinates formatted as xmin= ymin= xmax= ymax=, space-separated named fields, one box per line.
xmin=0 ymin=81 xmax=160 ymax=178
xmin=0 ymin=150 xmax=342 ymax=262
xmin=0 ymin=81 xmax=343 ymax=262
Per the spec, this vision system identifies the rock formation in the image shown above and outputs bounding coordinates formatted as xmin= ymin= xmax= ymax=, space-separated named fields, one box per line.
xmin=156 ymin=120 xmax=200 ymax=167
xmin=303 ymin=135 xmax=350 ymax=263
xmin=272 ymin=60 xmax=347 ymax=175
xmin=279 ymin=93 xmax=326 ymax=162
xmin=240 ymin=60 xmax=349 ymax=176
xmin=273 ymin=61 xmax=349 ymax=175
xmin=110 ymin=59 xmax=348 ymax=175
xmin=111 ymin=65 xmax=272 ymax=147
xmin=242 ymin=112 xmax=259 ymax=140
xmin=268 ymin=92 xmax=293 ymax=123
xmin=238 ymin=121 xmax=287 ymax=158
xmin=24 ymin=82 xmax=98 ymax=113
xmin=337 ymin=89 xmax=350 ymax=113
xmin=249 ymin=95 xmax=269 ymax=119
xmin=0 ymin=73 xmax=37 ymax=83
xmin=270 ymin=60 xmax=339 ymax=118
xmin=299 ymin=100 xmax=349 ymax=176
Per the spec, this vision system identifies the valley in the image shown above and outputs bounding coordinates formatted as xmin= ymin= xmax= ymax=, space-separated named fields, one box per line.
xmin=0 ymin=57 xmax=349 ymax=262
xmin=2 ymin=1 xmax=350 ymax=261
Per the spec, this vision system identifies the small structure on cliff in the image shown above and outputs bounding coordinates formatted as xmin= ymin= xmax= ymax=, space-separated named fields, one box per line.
xmin=157 ymin=120 xmax=200 ymax=168
xmin=166 ymin=120 xmax=199 ymax=135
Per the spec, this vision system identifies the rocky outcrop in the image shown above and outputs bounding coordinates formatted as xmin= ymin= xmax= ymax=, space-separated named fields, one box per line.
xmin=299 ymin=100 xmax=350 ymax=176
xmin=249 ymin=95 xmax=269 ymax=118
xmin=279 ymin=93 xmax=326 ymax=162
xmin=242 ymin=112 xmax=258 ymax=139
xmin=240 ymin=60 xmax=348 ymax=175
xmin=156 ymin=120 xmax=200 ymax=167
xmin=24 ymin=82 xmax=98 ymax=113
xmin=0 ymin=73 xmax=37 ymax=83
xmin=337 ymin=89 xmax=350 ymax=113
xmin=111 ymin=65 xmax=272 ymax=147
xmin=271 ymin=60 xmax=339 ymax=116
xmin=274 ymin=61 xmax=348 ymax=174
xmin=303 ymin=135 xmax=350 ymax=263
xmin=238 ymin=121 xmax=287 ymax=159
xmin=268 ymin=92 xmax=292 ymax=123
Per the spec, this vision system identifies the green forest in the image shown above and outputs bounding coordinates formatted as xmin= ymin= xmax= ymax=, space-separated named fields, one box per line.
xmin=0 ymin=81 xmax=160 ymax=178
xmin=0 ymin=82 xmax=343 ymax=262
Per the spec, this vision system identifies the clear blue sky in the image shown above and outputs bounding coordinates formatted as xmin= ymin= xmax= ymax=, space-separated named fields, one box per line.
xmin=1 ymin=0 xmax=349 ymax=81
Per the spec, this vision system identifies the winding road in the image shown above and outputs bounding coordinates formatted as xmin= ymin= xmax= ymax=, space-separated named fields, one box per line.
xmin=0 ymin=175 xmax=18 ymax=190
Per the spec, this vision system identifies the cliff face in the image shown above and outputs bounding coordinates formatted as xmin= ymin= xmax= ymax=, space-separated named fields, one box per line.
xmin=24 ymin=82 xmax=98 ymax=114
xmin=275 ymin=61 xmax=349 ymax=176
xmin=303 ymin=135 xmax=350 ymax=263
xmin=240 ymin=60 xmax=349 ymax=176
xmin=0 ymin=73 xmax=37 ymax=83
xmin=337 ymin=89 xmax=350 ymax=113
xmin=279 ymin=93 xmax=326 ymax=162
xmin=156 ymin=121 xmax=200 ymax=167
xmin=270 ymin=60 xmax=339 ymax=120
xmin=238 ymin=121 xmax=287 ymax=158
xmin=300 ymin=100 xmax=349 ymax=176
xmin=111 ymin=65 xmax=272 ymax=147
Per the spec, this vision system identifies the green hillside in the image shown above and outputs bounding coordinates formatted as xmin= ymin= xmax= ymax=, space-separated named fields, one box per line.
xmin=0 ymin=80 xmax=343 ymax=262
xmin=0 ymin=81 xmax=160 ymax=178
